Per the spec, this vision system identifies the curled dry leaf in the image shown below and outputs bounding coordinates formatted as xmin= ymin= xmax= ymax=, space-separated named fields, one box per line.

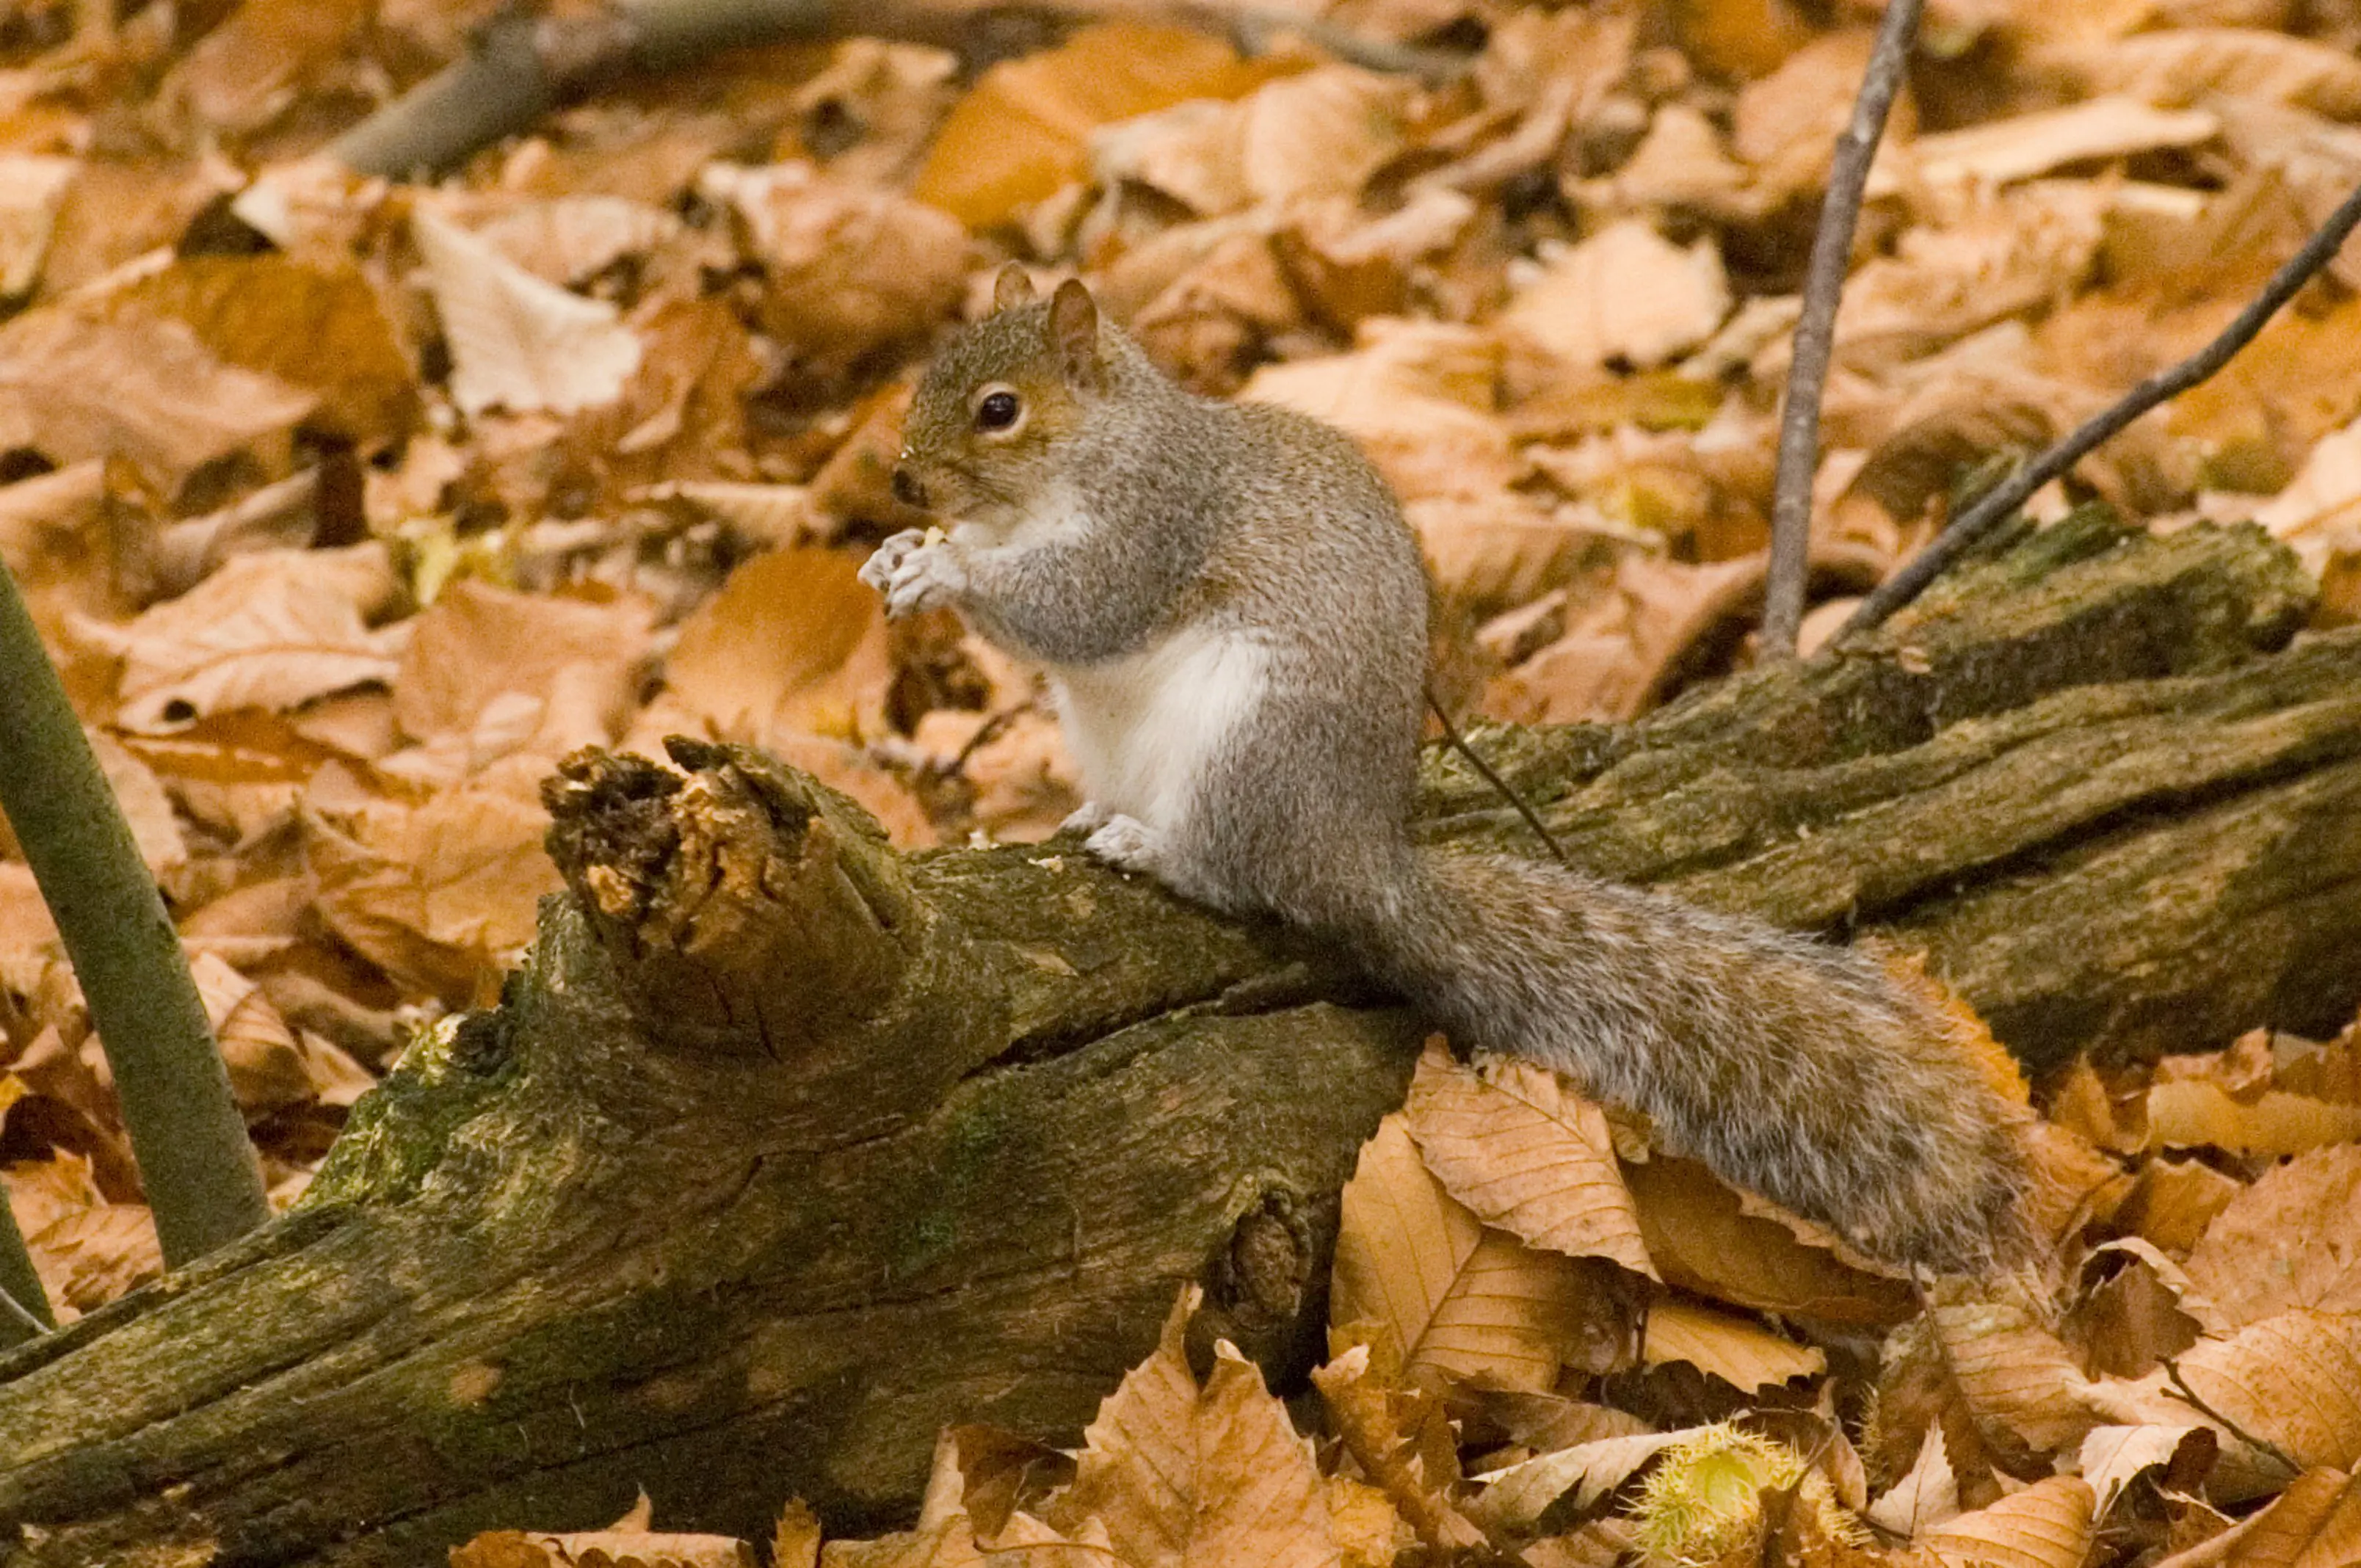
xmin=1866 ymin=1423 xmax=1962 ymax=1536
xmin=450 ymin=1527 xmax=756 ymax=1568
xmin=2078 ymin=1423 xmax=2212 ymax=1517
xmin=1467 ymin=1427 xmax=1703 ymax=1533
xmin=1621 ymin=1155 xmax=1912 ymax=1324
xmin=1401 ymin=1039 xmax=1655 ymax=1278
xmin=76 ymin=545 xmax=402 ymax=732
xmin=2183 ymin=1145 xmax=2361 ymax=1327
xmin=0 ymin=308 xmax=313 ymax=488
xmin=2034 ymin=28 xmax=2361 ymax=118
xmin=2152 ymin=1465 xmax=2361 ymax=1567
xmin=1332 ymin=1114 xmax=1604 ymax=1392
xmin=1497 ymin=221 xmax=1731 ymax=372
xmin=1927 ymin=1285 xmax=2100 ymax=1453
xmin=1921 ymin=1475 xmax=2097 ymax=1568
xmin=705 ymin=161 xmax=971 ymax=369
xmin=1639 ymin=1299 xmax=1824 ymax=1392
xmin=1042 ymin=1288 xmax=1341 ymax=1568
xmin=2145 ymin=1075 xmax=2361 ymax=1155
xmin=413 ymin=207 xmax=642 ymax=418
xmin=393 ymin=579 xmax=655 ymax=760
xmin=664 ymin=548 xmax=892 ymax=747
xmin=30 ymin=1201 xmax=162 ymax=1315
xmin=1240 ymin=320 xmax=1515 ymax=504
xmin=189 ymin=951 xmax=310 ymax=1119
xmin=1898 ymin=98 xmax=2220 ymax=192
xmin=910 ymin=23 xmax=1263 ymax=228
xmin=0 ymin=154 xmax=75 ymax=297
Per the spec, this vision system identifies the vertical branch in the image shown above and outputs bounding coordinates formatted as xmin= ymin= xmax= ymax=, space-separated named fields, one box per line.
xmin=0 ymin=562 xmax=267 ymax=1266
xmin=0 ymin=1186 xmax=52 ymax=1349
xmin=1836 ymin=173 xmax=2361 ymax=643
xmin=1760 ymin=0 xmax=1923 ymax=659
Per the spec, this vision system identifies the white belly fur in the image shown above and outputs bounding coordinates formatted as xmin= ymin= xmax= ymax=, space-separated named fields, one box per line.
xmin=1051 ymin=627 xmax=1269 ymax=834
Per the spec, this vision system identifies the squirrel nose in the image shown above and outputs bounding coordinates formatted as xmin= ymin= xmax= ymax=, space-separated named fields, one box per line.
xmin=890 ymin=464 xmax=927 ymax=509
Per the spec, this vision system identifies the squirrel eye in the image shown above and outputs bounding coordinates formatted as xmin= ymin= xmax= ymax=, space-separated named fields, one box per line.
xmin=975 ymin=391 xmax=1021 ymax=432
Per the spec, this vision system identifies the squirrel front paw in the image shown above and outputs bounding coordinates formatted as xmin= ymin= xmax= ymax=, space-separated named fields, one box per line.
xmin=860 ymin=529 xmax=967 ymax=619
xmin=1059 ymin=801 xmax=1112 ymax=837
xmin=1082 ymin=813 xmax=1166 ymax=876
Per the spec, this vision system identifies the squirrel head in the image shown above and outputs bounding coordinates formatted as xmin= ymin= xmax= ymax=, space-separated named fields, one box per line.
xmin=892 ymin=266 xmax=1109 ymax=528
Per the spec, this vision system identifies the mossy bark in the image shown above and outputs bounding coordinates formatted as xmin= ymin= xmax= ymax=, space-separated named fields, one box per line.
xmin=0 ymin=517 xmax=2349 ymax=1565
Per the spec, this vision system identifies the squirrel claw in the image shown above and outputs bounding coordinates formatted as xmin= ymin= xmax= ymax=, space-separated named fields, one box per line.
xmin=1083 ymin=813 xmax=1163 ymax=876
xmin=863 ymin=529 xmax=965 ymax=618
xmin=1059 ymin=801 xmax=1111 ymax=837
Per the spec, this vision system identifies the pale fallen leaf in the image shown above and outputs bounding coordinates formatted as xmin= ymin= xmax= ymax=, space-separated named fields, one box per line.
xmin=663 ymin=547 xmax=893 ymax=746
xmin=1866 ymin=1423 xmax=1962 ymax=1536
xmin=393 ymin=579 xmax=655 ymax=758
xmin=1622 ymin=1155 xmax=1915 ymax=1325
xmin=1466 ymin=1428 xmax=1702 ymax=1533
xmin=86 ymin=728 xmax=185 ymax=876
xmin=1640 ymin=1299 xmax=1824 ymax=1391
xmin=1498 ymin=220 xmax=1730 ymax=371
xmin=474 ymin=195 xmax=684 ymax=287
xmin=1401 ymin=1039 xmax=1655 ymax=1278
xmin=2151 ymin=1465 xmax=2361 ymax=1567
xmin=2256 ymin=415 xmax=2361 ymax=575
xmin=2078 ymin=1423 xmax=2209 ymax=1517
xmin=1332 ymin=1114 xmax=1600 ymax=1392
xmin=2036 ymin=28 xmax=2361 ymax=119
xmin=189 ymin=951 xmax=309 ymax=1119
xmin=1045 ymin=1288 xmax=1340 ymax=1568
xmin=1241 ymin=320 xmax=1515 ymax=504
xmin=2183 ymin=1145 xmax=2361 ymax=1327
xmin=1929 ymin=1285 xmax=2098 ymax=1452
xmin=30 ymin=1201 xmax=162 ymax=1313
xmin=2121 ymin=1155 xmax=2246 ymax=1255
xmin=0 ymin=155 xmax=76 ymax=297
xmin=75 ymin=545 xmax=402 ymax=731
xmin=413 ymin=206 xmax=642 ymax=417
xmin=1899 ymin=98 xmax=2219 ymax=192
xmin=705 ymin=161 xmax=971 ymax=369
xmin=1921 ymin=1475 xmax=2095 ymax=1568
xmin=2145 ymin=1079 xmax=2361 ymax=1155
xmin=0 ymin=308 xmax=313 ymax=487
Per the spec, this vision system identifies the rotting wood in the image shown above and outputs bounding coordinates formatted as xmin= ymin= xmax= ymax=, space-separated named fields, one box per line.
xmin=0 ymin=515 xmax=2349 ymax=1565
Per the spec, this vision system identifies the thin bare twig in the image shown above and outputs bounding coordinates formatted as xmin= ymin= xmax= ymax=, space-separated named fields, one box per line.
xmin=2161 ymin=1357 xmax=2302 ymax=1478
xmin=1837 ymin=173 xmax=2361 ymax=645
xmin=1424 ymin=685 xmax=1570 ymax=865
xmin=1760 ymin=0 xmax=1922 ymax=660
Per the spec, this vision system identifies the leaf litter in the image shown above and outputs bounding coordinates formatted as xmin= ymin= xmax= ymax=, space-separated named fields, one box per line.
xmin=0 ymin=0 xmax=2352 ymax=1562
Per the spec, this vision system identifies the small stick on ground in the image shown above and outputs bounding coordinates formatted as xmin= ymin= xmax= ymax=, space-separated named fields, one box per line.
xmin=1759 ymin=0 xmax=1922 ymax=660
xmin=2161 ymin=1358 xmax=2302 ymax=1478
xmin=1836 ymin=174 xmax=2361 ymax=645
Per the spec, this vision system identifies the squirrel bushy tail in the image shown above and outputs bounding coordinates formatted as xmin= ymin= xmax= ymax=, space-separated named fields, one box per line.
xmin=1320 ymin=847 xmax=2034 ymax=1274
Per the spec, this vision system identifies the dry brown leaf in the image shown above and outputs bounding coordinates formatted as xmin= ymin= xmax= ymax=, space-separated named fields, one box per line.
xmin=189 ymin=951 xmax=309 ymax=1119
xmin=1621 ymin=1155 xmax=1915 ymax=1325
xmin=1866 ymin=1423 xmax=1962 ymax=1536
xmin=911 ymin=23 xmax=1265 ymax=228
xmin=0 ymin=154 xmax=75 ymax=297
xmin=1899 ymin=98 xmax=2219 ymax=192
xmin=157 ymin=0 xmax=368 ymax=137
xmin=2257 ymin=415 xmax=2361 ymax=575
xmin=394 ymin=580 xmax=654 ymax=761
xmin=1332 ymin=1114 xmax=1601 ymax=1392
xmin=2153 ymin=1466 xmax=2361 ymax=1567
xmin=306 ymin=782 xmax=560 ymax=1005
xmin=2183 ymin=1146 xmax=2361 ymax=1327
xmin=1401 ymin=1039 xmax=1654 ymax=1278
xmin=413 ymin=207 xmax=642 ymax=418
xmin=706 ymin=161 xmax=971 ymax=371
xmin=0 ymin=308 xmax=313 ymax=488
xmin=474 ymin=195 xmax=684 ymax=288
xmin=1411 ymin=494 xmax=1623 ymax=610
xmin=2139 ymin=1310 xmax=2361 ymax=1490
xmin=1096 ymin=65 xmax=1412 ymax=217
xmin=1239 ymin=320 xmax=1515 ymax=504
xmin=1498 ymin=220 xmax=1730 ymax=371
xmin=75 ymin=545 xmax=401 ymax=732
xmin=1467 ymin=1427 xmax=1699 ymax=1532
xmin=1640 ymin=1299 xmax=1824 ymax=1391
xmin=451 ymin=1527 xmax=756 ymax=1568
xmin=1928 ymin=1287 xmax=2098 ymax=1452
xmin=2036 ymin=28 xmax=2361 ymax=118
xmin=30 ymin=1200 xmax=162 ymax=1313
xmin=1733 ymin=32 xmax=1901 ymax=204
xmin=1044 ymin=1288 xmax=1340 ymax=1568
xmin=2145 ymin=1078 xmax=2361 ymax=1155
xmin=106 ymin=255 xmax=416 ymax=446
xmin=1921 ymin=1475 xmax=2096 ymax=1568
xmin=2078 ymin=1423 xmax=2211 ymax=1517
xmin=2121 ymin=1156 xmax=2247 ymax=1255
xmin=664 ymin=548 xmax=892 ymax=747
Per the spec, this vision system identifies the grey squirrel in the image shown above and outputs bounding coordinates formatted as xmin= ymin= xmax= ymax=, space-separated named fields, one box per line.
xmin=861 ymin=266 xmax=2033 ymax=1274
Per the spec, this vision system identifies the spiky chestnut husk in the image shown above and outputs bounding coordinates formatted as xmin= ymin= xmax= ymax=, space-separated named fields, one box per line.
xmin=1628 ymin=1424 xmax=1871 ymax=1566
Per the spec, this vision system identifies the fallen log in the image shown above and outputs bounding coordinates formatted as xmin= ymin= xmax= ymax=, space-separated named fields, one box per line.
xmin=0 ymin=512 xmax=2349 ymax=1565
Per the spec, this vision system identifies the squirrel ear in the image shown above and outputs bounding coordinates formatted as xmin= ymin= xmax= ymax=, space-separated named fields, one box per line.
xmin=992 ymin=263 xmax=1036 ymax=313
xmin=1048 ymin=279 xmax=1103 ymax=391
